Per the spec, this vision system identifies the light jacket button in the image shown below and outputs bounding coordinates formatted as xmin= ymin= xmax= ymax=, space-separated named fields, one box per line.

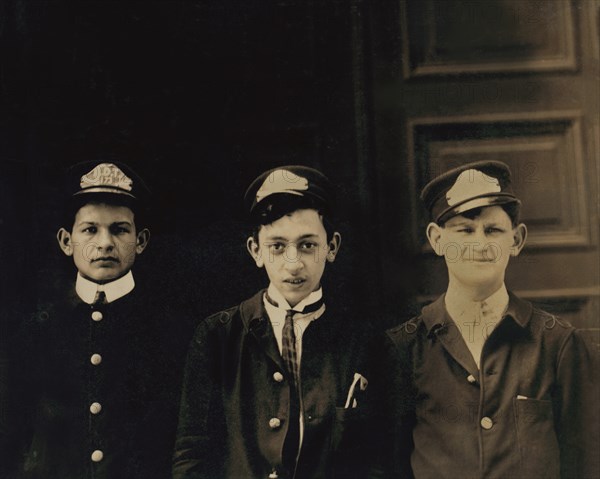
xmin=91 ymin=311 xmax=103 ymax=322
xmin=268 ymin=472 xmax=279 ymax=479
xmin=273 ymin=372 xmax=284 ymax=383
xmin=91 ymin=450 xmax=104 ymax=462
xmin=268 ymin=417 xmax=281 ymax=429
xmin=90 ymin=353 xmax=102 ymax=365
xmin=90 ymin=402 xmax=102 ymax=415
xmin=480 ymin=416 xmax=493 ymax=430
xmin=467 ymin=374 xmax=476 ymax=383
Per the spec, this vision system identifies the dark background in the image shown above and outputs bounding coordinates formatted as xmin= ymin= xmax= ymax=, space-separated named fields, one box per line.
xmin=1 ymin=0 xmax=598 ymax=472
xmin=0 ymin=1 xmax=388 ymax=323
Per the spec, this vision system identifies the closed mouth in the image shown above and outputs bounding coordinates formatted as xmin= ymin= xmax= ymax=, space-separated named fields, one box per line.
xmin=93 ymin=257 xmax=119 ymax=263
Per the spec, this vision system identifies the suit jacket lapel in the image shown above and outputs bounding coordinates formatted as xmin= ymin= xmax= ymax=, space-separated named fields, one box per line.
xmin=240 ymin=290 xmax=286 ymax=371
xmin=435 ymin=321 xmax=479 ymax=378
xmin=250 ymin=316 xmax=286 ymax=371
xmin=422 ymin=295 xmax=479 ymax=377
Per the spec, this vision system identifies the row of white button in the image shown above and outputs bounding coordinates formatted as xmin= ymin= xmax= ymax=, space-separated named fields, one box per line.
xmin=465 ymin=374 xmax=494 ymax=429
xmin=90 ymin=311 xmax=104 ymax=461
xmin=269 ymin=372 xmax=284 ymax=432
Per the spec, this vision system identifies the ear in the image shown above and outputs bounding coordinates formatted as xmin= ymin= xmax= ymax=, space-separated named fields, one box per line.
xmin=56 ymin=228 xmax=74 ymax=257
xmin=135 ymin=228 xmax=151 ymax=254
xmin=246 ymin=236 xmax=264 ymax=268
xmin=510 ymin=223 xmax=527 ymax=257
xmin=326 ymin=232 xmax=342 ymax=263
xmin=426 ymin=222 xmax=444 ymax=256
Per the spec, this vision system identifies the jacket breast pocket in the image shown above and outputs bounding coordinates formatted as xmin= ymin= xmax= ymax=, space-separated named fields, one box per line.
xmin=513 ymin=397 xmax=560 ymax=479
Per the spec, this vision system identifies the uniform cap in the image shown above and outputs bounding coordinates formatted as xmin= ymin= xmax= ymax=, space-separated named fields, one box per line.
xmin=64 ymin=161 xmax=151 ymax=205
xmin=420 ymin=160 xmax=519 ymax=223
xmin=244 ymin=165 xmax=332 ymax=220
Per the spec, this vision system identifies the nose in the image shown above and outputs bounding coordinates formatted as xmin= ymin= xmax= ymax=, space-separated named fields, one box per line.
xmin=472 ymin=227 xmax=488 ymax=253
xmin=96 ymin=228 xmax=115 ymax=252
xmin=283 ymin=244 xmax=304 ymax=272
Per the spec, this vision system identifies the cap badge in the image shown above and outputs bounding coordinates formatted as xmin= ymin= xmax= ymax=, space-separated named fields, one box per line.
xmin=446 ymin=169 xmax=501 ymax=207
xmin=256 ymin=168 xmax=309 ymax=203
xmin=80 ymin=163 xmax=133 ymax=192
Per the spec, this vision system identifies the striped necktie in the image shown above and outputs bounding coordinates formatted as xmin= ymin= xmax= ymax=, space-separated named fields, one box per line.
xmin=264 ymin=292 xmax=324 ymax=386
xmin=282 ymin=309 xmax=301 ymax=390
xmin=265 ymin=292 xmax=325 ymax=472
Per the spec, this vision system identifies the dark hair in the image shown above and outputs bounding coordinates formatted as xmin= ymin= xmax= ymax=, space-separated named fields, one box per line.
xmin=249 ymin=194 xmax=335 ymax=241
xmin=61 ymin=194 xmax=150 ymax=232
xmin=438 ymin=202 xmax=521 ymax=228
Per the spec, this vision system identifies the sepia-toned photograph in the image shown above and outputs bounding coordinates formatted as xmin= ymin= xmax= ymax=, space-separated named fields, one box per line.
xmin=1 ymin=1 xmax=598 ymax=478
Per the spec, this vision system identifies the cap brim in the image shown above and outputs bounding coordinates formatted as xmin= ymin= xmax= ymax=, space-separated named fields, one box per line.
xmin=73 ymin=187 xmax=137 ymax=199
xmin=437 ymin=193 xmax=519 ymax=223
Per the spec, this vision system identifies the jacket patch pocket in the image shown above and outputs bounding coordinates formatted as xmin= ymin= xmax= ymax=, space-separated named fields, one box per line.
xmin=513 ymin=397 xmax=560 ymax=479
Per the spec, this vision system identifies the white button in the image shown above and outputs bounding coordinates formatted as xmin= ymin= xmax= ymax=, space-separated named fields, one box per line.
xmin=91 ymin=450 xmax=104 ymax=462
xmin=268 ymin=472 xmax=279 ymax=479
xmin=273 ymin=372 xmax=284 ymax=383
xmin=91 ymin=311 xmax=103 ymax=322
xmin=268 ymin=417 xmax=281 ymax=429
xmin=90 ymin=402 xmax=102 ymax=414
xmin=480 ymin=417 xmax=493 ymax=430
xmin=467 ymin=374 xmax=476 ymax=383
xmin=90 ymin=354 xmax=102 ymax=365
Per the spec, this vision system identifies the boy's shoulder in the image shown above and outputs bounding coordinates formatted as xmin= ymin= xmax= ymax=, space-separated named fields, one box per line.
xmin=201 ymin=289 xmax=266 ymax=332
xmin=384 ymin=294 xmax=445 ymax=346
xmin=384 ymin=291 xmax=576 ymax=347
xmin=525 ymin=302 xmax=575 ymax=340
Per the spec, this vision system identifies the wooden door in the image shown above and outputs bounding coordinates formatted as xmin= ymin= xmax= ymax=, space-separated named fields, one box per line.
xmin=366 ymin=0 xmax=599 ymax=342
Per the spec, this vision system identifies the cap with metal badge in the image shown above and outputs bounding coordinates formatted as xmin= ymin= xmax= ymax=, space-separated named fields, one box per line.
xmin=64 ymin=161 xmax=151 ymax=206
xmin=420 ymin=160 xmax=520 ymax=224
xmin=244 ymin=165 xmax=332 ymax=221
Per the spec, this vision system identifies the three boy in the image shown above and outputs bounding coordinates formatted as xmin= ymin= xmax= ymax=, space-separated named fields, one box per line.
xmin=20 ymin=159 xmax=597 ymax=478
xmin=173 ymin=166 xmax=369 ymax=479
xmin=370 ymin=160 xmax=599 ymax=478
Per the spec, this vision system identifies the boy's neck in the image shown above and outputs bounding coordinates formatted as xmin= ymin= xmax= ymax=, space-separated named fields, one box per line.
xmin=266 ymin=283 xmax=323 ymax=311
xmin=76 ymin=271 xmax=135 ymax=304
xmin=446 ymin=277 xmax=505 ymax=303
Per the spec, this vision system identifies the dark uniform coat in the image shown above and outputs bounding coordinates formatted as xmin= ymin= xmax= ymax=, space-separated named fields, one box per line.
xmin=172 ymin=290 xmax=369 ymax=479
xmin=21 ymin=280 xmax=191 ymax=479
xmin=369 ymin=292 xmax=600 ymax=479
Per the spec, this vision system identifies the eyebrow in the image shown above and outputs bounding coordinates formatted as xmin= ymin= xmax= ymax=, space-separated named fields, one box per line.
xmin=263 ymin=233 xmax=319 ymax=242
xmin=448 ymin=220 xmax=474 ymax=227
xmin=76 ymin=221 xmax=132 ymax=227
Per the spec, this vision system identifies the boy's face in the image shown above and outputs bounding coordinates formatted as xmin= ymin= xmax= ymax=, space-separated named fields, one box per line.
xmin=247 ymin=208 xmax=341 ymax=308
xmin=427 ymin=206 xmax=526 ymax=295
xmin=56 ymin=202 xmax=150 ymax=283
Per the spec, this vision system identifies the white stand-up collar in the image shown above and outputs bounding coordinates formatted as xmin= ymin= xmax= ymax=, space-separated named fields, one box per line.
xmin=76 ymin=271 xmax=135 ymax=304
xmin=265 ymin=283 xmax=323 ymax=312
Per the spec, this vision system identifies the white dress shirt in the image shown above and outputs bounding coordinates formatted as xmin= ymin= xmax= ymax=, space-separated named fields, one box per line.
xmin=445 ymin=283 xmax=509 ymax=368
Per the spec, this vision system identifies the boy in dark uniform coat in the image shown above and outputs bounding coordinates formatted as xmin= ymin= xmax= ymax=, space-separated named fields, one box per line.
xmin=173 ymin=166 xmax=369 ymax=479
xmin=22 ymin=161 xmax=189 ymax=479
xmin=369 ymin=160 xmax=599 ymax=478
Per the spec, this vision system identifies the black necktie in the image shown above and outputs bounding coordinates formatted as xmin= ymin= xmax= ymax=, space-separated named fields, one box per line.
xmin=92 ymin=290 xmax=107 ymax=306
